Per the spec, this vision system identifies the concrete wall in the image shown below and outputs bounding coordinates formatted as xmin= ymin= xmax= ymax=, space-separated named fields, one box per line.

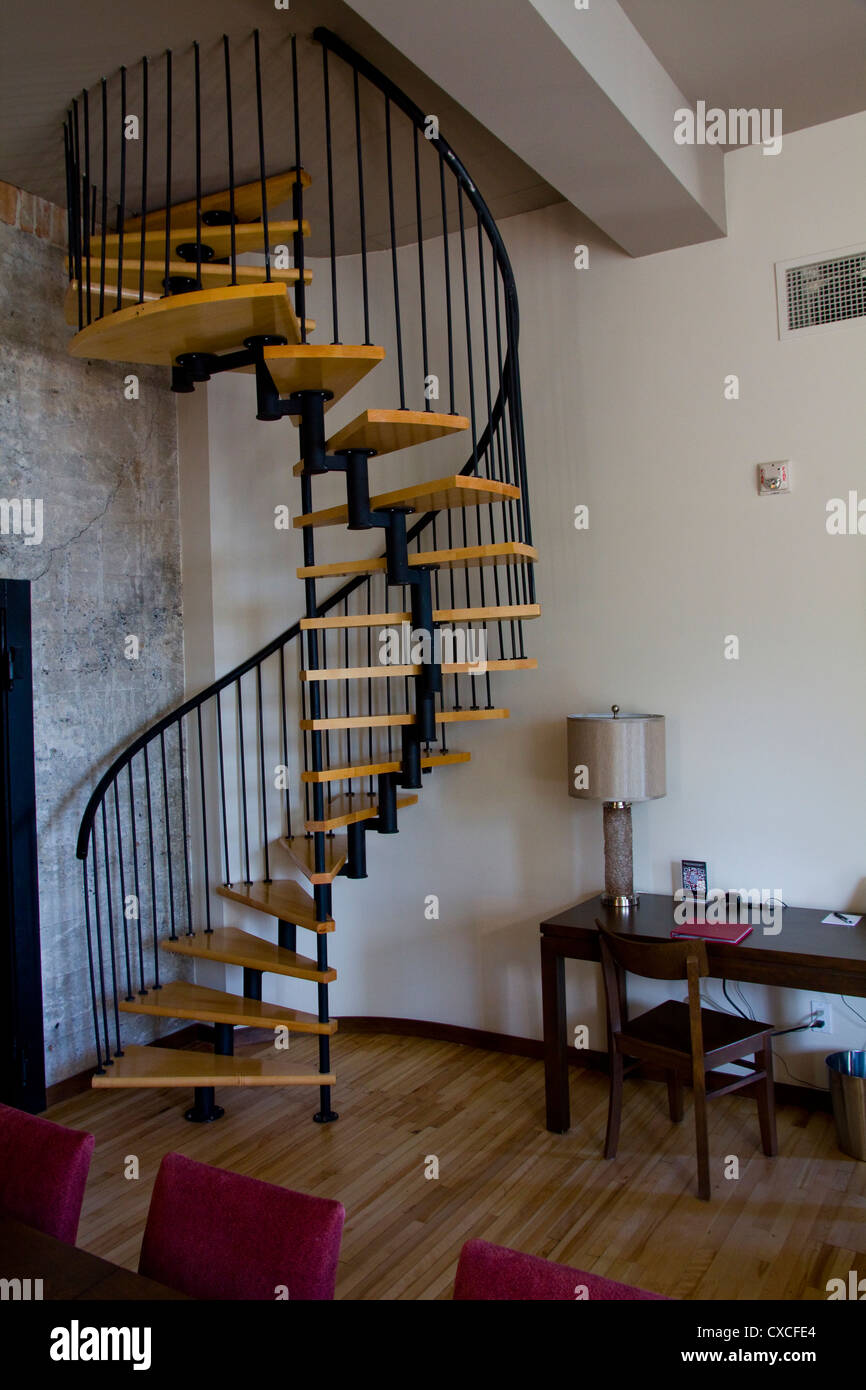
xmin=183 ymin=112 xmax=866 ymax=1089
xmin=0 ymin=208 xmax=183 ymax=1085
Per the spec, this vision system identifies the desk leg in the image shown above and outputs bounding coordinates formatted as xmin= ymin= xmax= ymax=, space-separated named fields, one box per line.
xmin=541 ymin=939 xmax=570 ymax=1133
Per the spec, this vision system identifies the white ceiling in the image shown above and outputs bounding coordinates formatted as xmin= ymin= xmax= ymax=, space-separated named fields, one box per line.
xmin=620 ymin=0 xmax=866 ymax=139
xmin=0 ymin=0 xmax=863 ymax=248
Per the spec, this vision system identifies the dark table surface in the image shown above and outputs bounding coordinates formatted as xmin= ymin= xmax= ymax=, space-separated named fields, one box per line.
xmin=541 ymin=893 xmax=866 ymax=995
xmin=0 ymin=1215 xmax=189 ymax=1300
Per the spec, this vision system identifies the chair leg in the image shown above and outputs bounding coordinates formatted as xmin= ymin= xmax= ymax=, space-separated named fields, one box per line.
xmin=604 ymin=1051 xmax=624 ymax=1158
xmin=667 ymin=1070 xmax=684 ymax=1123
xmin=755 ymin=1040 xmax=778 ymax=1157
xmin=693 ymin=1079 xmax=711 ymax=1200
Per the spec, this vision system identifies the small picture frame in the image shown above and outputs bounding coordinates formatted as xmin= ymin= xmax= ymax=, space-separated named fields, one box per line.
xmin=681 ymin=860 xmax=708 ymax=899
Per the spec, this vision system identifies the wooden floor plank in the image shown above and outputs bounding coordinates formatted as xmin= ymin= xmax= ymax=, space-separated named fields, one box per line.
xmin=45 ymin=1033 xmax=862 ymax=1301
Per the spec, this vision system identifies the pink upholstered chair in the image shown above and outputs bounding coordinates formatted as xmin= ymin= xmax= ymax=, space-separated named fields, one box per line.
xmin=453 ymin=1239 xmax=667 ymax=1300
xmin=139 ymin=1152 xmax=346 ymax=1300
xmin=0 ymin=1101 xmax=95 ymax=1244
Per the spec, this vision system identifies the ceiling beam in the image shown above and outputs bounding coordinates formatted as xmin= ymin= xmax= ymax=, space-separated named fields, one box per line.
xmin=343 ymin=0 xmax=727 ymax=256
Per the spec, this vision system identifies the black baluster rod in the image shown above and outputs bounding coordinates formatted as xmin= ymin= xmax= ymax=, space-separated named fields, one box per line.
xmin=413 ymin=124 xmax=431 ymax=411
xmin=99 ymin=81 xmax=108 ymax=318
xmin=159 ymin=730 xmax=177 ymax=940
xmin=142 ymin=743 xmax=161 ymax=989
xmin=343 ymin=600 xmax=352 ymax=778
xmin=290 ymin=35 xmax=306 ymax=340
xmin=215 ymin=689 xmax=232 ymax=886
xmin=253 ymin=30 xmax=271 ymax=283
xmin=71 ymin=100 xmax=83 ymax=330
xmin=126 ymin=761 xmax=147 ymax=993
xmin=115 ymin=66 xmax=127 ymax=312
xmin=279 ymin=644 xmax=292 ymax=839
xmin=193 ymin=42 xmax=202 ymax=290
xmin=492 ymin=259 xmax=518 ymax=655
xmin=222 ymin=36 xmax=238 ymax=285
xmin=177 ymin=718 xmax=194 ymax=935
xmin=320 ymin=634 xmax=333 ymax=813
xmin=112 ymin=781 xmax=134 ymax=1001
xmin=89 ymin=825 xmax=112 ymax=1063
xmin=163 ymin=49 xmax=172 ymax=299
xmin=195 ymin=706 xmax=212 ymax=933
xmin=384 ymin=97 xmax=406 ymax=408
xmin=99 ymin=801 xmax=123 ymax=1055
xmin=236 ymin=679 xmax=252 ymax=884
xmin=81 ymin=859 xmax=106 ymax=1073
xmin=365 ymin=600 xmax=373 ymax=792
xmin=62 ymin=120 xmax=75 ymax=285
xmin=438 ymin=152 xmax=456 ymax=415
xmin=457 ymin=187 xmax=479 ymax=623
xmin=256 ymin=663 xmax=271 ymax=882
xmin=138 ymin=57 xmax=149 ymax=305
xmin=82 ymin=89 xmax=92 ymax=325
xmin=352 ymin=68 xmax=371 ymax=344
xmin=322 ymin=46 xmax=339 ymax=343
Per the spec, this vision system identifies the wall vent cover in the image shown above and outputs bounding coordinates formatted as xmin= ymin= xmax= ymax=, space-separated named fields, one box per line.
xmin=776 ymin=245 xmax=866 ymax=338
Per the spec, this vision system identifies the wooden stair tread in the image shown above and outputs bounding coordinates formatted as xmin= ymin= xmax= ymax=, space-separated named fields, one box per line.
xmin=216 ymin=880 xmax=334 ymax=932
xmin=292 ymin=408 xmax=469 ymax=473
xmin=161 ymin=925 xmax=335 ymax=982
xmin=302 ymin=750 xmax=471 ymax=784
xmin=300 ymin=709 xmax=508 ymax=731
xmin=278 ymin=836 xmax=348 ymax=884
xmin=235 ymin=344 xmax=385 ymax=410
xmin=77 ymin=218 xmax=309 ymax=264
xmin=305 ymin=794 xmax=418 ymax=833
xmin=301 ymin=604 xmax=541 ymax=630
xmin=123 ymin=168 xmax=312 ymax=232
xmin=298 ymin=542 xmax=537 ymax=580
xmin=68 ymin=283 xmax=309 ymax=367
xmin=92 ymin=1044 xmax=333 ymax=1088
xmin=118 ymin=981 xmax=336 ymax=1035
xmin=65 ymin=258 xmax=310 ymax=312
xmin=301 ymin=658 xmax=538 ymax=681
xmin=295 ymin=474 xmax=520 ymax=530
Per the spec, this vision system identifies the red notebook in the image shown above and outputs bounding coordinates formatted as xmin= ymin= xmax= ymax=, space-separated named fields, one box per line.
xmin=671 ymin=923 xmax=753 ymax=945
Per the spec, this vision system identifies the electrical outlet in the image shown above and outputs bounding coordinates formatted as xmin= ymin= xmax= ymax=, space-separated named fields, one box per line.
xmin=810 ymin=999 xmax=833 ymax=1033
xmin=758 ymin=460 xmax=792 ymax=495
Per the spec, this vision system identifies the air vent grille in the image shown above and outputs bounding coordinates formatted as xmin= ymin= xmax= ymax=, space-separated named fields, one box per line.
xmin=778 ymin=247 xmax=866 ymax=336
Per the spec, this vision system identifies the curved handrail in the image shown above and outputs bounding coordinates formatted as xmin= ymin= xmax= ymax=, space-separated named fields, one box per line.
xmin=75 ymin=26 xmax=527 ymax=861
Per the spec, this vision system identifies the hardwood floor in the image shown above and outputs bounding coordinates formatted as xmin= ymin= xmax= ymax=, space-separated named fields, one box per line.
xmin=46 ymin=1032 xmax=866 ymax=1300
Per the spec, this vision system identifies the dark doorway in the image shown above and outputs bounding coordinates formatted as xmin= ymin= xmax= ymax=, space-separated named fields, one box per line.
xmin=0 ymin=578 xmax=46 ymax=1112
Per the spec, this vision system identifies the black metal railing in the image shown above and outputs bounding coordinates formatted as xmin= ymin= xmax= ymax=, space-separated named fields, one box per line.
xmin=72 ymin=26 xmax=535 ymax=1078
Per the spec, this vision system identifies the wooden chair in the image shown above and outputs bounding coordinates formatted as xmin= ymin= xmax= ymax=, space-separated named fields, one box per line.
xmin=596 ymin=920 xmax=777 ymax=1200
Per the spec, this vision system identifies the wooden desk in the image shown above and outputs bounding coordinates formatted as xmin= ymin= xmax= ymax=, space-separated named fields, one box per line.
xmin=0 ymin=1216 xmax=189 ymax=1300
xmin=541 ymin=893 xmax=866 ymax=1133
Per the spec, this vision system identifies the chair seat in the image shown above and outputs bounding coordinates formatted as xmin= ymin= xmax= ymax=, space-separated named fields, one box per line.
xmin=620 ymin=998 xmax=772 ymax=1058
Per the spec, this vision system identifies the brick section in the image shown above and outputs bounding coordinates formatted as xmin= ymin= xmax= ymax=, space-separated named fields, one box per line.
xmin=0 ymin=179 xmax=67 ymax=249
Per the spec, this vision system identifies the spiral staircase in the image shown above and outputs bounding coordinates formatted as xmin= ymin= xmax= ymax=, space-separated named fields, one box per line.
xmin=69 ymin=27 xmax=538 ymax=1124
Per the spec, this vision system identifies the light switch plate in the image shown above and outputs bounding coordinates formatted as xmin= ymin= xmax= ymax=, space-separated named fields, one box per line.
xmin=758 ymin=461 xmax=791 ymax=495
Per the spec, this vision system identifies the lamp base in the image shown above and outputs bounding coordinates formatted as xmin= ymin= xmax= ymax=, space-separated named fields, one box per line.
xmin=602 ymin=801 xmax=637 ymax=906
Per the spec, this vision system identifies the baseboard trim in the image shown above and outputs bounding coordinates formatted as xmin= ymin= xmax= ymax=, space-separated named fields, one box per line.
xmin=45 ymin=1016 xmax=831 ymax=1114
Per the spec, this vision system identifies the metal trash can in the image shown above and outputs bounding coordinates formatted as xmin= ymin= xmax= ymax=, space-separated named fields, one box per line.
xmin=826 ymin=1052 xmax=866 ymax=1161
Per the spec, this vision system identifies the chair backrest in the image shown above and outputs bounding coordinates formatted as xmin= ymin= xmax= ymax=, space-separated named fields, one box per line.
xmin=0 ymin=1102 xmax=95 ymax=1244
xmin=596 ymin=919 xmax=707 ymax=1042
xmin=453 ymin=1238 xmax=667 ymax=1300
xmin=139 ymin=1152 xmax=346 ymax=1300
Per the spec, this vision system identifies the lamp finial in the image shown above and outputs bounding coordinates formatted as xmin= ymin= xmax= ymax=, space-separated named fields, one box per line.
xmin=611 ymin=704 xmax=619 ymax=718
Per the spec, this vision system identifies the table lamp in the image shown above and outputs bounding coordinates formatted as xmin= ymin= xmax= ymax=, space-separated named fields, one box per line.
xmin=567 ymin=706 xmax=666 ymax=909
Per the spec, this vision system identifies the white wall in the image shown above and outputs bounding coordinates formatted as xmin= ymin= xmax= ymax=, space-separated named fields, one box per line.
xmin=180 ymin=112 xmax=866 ymax=1087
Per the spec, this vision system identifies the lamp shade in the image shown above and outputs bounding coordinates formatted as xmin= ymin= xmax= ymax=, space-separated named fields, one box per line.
xmin=567 ymin=709 xmax=665 ymax=803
